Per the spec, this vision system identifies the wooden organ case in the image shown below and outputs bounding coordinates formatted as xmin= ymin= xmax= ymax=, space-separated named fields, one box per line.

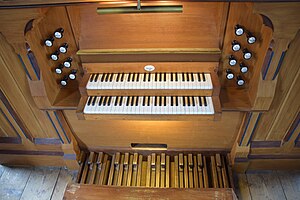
xmin=0 ymin=1 xmax=300 ymax=199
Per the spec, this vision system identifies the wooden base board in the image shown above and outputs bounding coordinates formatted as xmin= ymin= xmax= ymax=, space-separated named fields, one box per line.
xmin=64 ymin=185 xmax=237 ymax=200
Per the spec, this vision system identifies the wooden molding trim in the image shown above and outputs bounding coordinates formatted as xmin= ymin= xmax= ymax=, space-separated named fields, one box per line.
xmin=250 ymin=140 xmax=281 ymax=148
xmin=0 ymin=137 xmax=22 ymax=144
xmin=33 ymin=138 xmax=62 ymax=145
xmin=0 ymin=149 xmax=63 ymax=156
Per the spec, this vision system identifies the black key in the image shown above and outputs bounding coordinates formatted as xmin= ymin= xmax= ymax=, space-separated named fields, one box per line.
xmin=119 ymin=96 xmax=123 ymax=106
xmin=92 ymin=96 xmax=97 ymax=106
xmin=136 ymin=73 xmax=140 ymax=82
xmin=155 ymin=96 xmax=158 ymax=106
xmin=109 ymin=74 xmax=113 ymax=82
xmin=164 ymin=96 xmax=167 ymax=106
xmin=143 ymin=73 xmax=146 ymax=82
xmin=127 ymin=73 xmax=131 ymax=82
xmin=192 ymin=97 xmax=195 ymax=106
xmin=136 ymin=96 xmax=139 ymax=106
xmin=198 ymin=96 xmax=202 ymax=106
xmin=176 ymin=96 xmax=179 ymax=106
xmin=202 ymin=73 xmax=206 ymax=81
xmin=191 ymin=73 xmax=194 ymax=82
xmin=114 ymin=96 xmax=119 ymax=106
xmin=94 ymin=74 xmax=99 ymax=82
xmin=171 ymin=96 xmax=173 ymax=106
xmin=126 ymin=97 xmax=130 ymax=106
xmin=164 ymin=73 xmax=167 ymax=82
xmin=148 ymin=74 xmax=151 ymax=82
xmin=132 ymin=73 xmax=135 ymax=82
xmin=107 ymin=96 xmax=112 ymax=106
xmin=101 ymin=74 xmax=106 ymax=82
xmin=105 ymin=74 xmax=110 ymax=82
xmin=182 ymin=97 xmax=186 ymax=106
xmin=87 ymin=96 xmax=92 ymax=106
xmin=203 ymin=97 xmax=207 ymax=106
xmin=102 ymin=96 xmax=107 ymax=106
xmin=182 ymin=73 xmax=185 ymax=81
xmin=121 ymin=73 xmax=125 ymax=82
xmin=197 ymin=73 xmax=201 ymax=82
xmin=155 ymin=73 xmax=158 ymax=82
xmin=175 ymin=73 xmax=178 ymax=82
xmin=147 ymin=96 xmax=151 ymax=106
xmin=116 ymin=73 xmax=120 ymax=82
xmin=187 ymin=96 xmax=190 ymax=106
xmin=98 ymin=96 xmax=103 ymax=106
xmin=89 ymin=74 xmax=95 ymax=82
xmin=186 ymin=73 xmax=189 ymax=82
xmin=159 ymin=96 xmax=162 ymax=106
xmin=159 ymin=73 xmax=162 ymax=82
xmin=131 ymin=97 xmax=135 ymax=106
xmin=171 ymin=73 xmax=173 ymax=82
xmin=142 ymin=96 xmax=146 ymax=106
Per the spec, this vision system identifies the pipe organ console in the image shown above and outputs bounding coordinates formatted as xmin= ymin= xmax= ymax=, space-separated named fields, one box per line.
xmin=0 ymin=1 xmax=300 ymax=199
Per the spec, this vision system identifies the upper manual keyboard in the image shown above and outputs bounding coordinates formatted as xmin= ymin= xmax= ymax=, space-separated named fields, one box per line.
xmin=86 ymin=73 xmax=213 ymax=90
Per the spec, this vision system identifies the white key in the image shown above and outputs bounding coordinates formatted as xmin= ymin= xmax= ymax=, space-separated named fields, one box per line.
xmin=84 ymin=96 xmax=92 ymax=113
xmin=206 ymin=97 xmax=214 ymax=114
xmin=205 ymin=73 xmax=213 ymax=89
xmin=122 ymin=74 xmax=129 ymax=89
xmin=86 ymin=74 xmax=95 ymax=89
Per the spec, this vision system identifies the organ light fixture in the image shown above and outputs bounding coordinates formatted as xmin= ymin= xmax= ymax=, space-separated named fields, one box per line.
xmin=236 ymin=75 xmax=245 ymax=86
xmin=231 ymin=40 xmax=241 ymax=52
xmin=97 ymin=0 xmax=182 ymax=14
xmin=239 ymin=63 xmax=248 ymax=73
xmin=69 ymin=69 xmax=77 ymax=80
xmin=63 ymin=57 xmax=72 ymax=68
xmin=54 ymin=28 xmax=64 ymax=39
xmin=234 ymin=24 xmax=244 ymax=36
xmin=50 ymin=51 xmax=59 ymax=61
xmin=243 ymin=49 xmax=252 ymax=60
xmin=229 ymin=55 xmax=237 ymax=66
xmin=226 ymin=69 xmax=234 ymax=80
xmin=247 ymin=32 xmax=256 ymax=44
xmin=55 ymin=64 xmax=63 ymax=74
xmin=44 ymin=37 xmax=54 ymax=47
xmin=59 ymin=43 xmax=68 ymax=54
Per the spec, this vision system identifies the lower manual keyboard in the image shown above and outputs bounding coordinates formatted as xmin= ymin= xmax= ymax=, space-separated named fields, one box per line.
xmin=83 ymin=96 xmax=214 ymax=115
